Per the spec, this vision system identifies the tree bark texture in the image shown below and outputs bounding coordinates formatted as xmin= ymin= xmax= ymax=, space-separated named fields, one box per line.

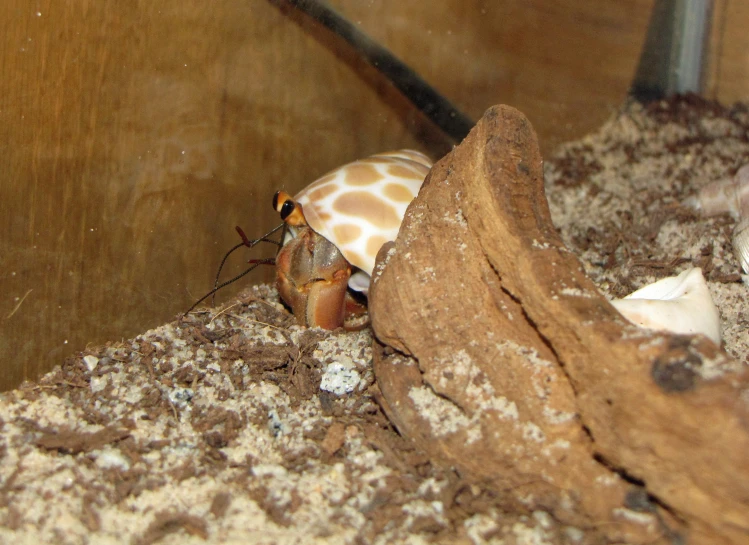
xmin=369 ymin=105 xmax=749 ymax=545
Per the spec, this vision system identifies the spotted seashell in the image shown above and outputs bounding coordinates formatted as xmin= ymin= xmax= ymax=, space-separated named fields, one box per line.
xmin=293 ymin=150 xmax=432 ymax=293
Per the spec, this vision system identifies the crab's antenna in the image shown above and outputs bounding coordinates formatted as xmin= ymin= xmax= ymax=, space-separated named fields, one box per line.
xmin=183 ymin=223 xmax=285 ymax=317
xmin=212 ymin=223 xmax=284 ymax=298
xmin=183 ymin=259 xmax=276 ymax=317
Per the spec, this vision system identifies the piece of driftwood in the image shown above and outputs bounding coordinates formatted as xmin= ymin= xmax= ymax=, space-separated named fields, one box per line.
xmin=369 ymin=105 xmax=749 ymax=544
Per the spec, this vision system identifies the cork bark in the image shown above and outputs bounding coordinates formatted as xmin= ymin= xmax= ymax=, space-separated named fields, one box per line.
xmin=369 ymin=105 xmax=749 ymax=545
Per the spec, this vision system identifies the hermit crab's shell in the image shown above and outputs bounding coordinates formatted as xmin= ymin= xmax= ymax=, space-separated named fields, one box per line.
xmin=294 ymin=149 xmax=432 ymax=293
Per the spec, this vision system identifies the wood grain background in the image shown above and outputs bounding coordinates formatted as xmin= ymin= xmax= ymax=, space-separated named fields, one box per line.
xmin=1 ymin=0 xmax=745 ymax=390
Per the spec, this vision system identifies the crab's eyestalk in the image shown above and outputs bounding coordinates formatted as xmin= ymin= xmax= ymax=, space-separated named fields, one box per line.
xmin=273 ymin=191 xmax=307 ymax=227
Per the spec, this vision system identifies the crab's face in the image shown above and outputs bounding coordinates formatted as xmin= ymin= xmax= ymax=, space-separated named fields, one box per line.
xmin=274 ymin=150 xmax=432 ymax=329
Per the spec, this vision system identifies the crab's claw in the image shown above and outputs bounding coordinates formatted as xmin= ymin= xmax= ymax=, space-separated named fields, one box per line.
xmin=275 ymin=227 xmax=352 ymax=329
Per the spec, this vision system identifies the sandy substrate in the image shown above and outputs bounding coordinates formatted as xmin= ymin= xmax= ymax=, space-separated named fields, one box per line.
xmin=1 ymin=96 xmax=747 ymax=544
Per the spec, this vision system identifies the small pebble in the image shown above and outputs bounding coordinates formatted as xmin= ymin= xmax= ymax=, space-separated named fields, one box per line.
xmin=83 ymin=355 xmax=99 ymax=372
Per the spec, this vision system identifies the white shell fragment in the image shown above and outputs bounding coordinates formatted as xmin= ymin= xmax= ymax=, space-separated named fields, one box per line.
xmin=684 ymin=164 xmax=749 ymax=220
xmin=611 ymin=268 xmax=721 ymax=344
xmin=685 ymin=164 xmax=749 ymax=275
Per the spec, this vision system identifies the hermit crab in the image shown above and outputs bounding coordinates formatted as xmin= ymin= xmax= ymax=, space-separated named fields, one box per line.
xmin=187 ymin=150 xmax=432 ymax=329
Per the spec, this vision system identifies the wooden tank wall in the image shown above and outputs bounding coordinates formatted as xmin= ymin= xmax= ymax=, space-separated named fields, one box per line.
xmin=1 ymin=0 xmax=746 ymax=390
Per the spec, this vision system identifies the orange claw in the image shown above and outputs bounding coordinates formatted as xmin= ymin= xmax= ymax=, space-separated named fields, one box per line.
xmin=305 ymin=269 xmax=350 ymax=330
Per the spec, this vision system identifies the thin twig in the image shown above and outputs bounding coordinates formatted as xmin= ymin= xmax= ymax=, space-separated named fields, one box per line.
xmin=243 ymin=319 xmax=284 ymax=331
xmin=6 ymin=289 xmax=33 ymax=319
xmin=209 ymin=303 xmax=242 ymax=326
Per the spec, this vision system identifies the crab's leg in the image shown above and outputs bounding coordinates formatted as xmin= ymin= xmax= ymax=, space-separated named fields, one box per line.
xmin=304 ymin=268 xmax=351 ymax=329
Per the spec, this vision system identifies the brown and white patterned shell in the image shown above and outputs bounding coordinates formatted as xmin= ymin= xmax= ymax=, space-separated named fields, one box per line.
xmin=293 ymin=150 xmax=432 ymax=291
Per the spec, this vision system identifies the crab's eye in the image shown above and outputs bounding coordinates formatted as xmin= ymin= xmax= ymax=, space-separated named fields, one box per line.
xmin=280 ymin=199 xmax=296 ymax=221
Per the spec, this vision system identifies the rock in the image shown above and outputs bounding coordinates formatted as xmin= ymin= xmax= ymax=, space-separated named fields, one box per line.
xmin=369 ymin=105 xmax=749 ymax=545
